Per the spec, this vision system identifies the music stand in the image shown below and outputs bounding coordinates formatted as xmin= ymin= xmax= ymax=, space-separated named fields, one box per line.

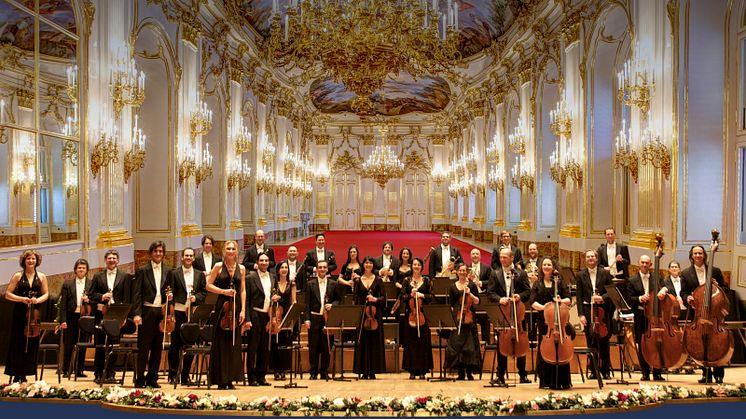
xmin=480 ymin=303 xmax=513 ymax=388
xmin=325 ymin=305 xmax=363 ymax=381
xmin=605 ymin=285 xmax=637 ymax=385
xmin=276 ymin=303 xmax=307 ymax=389
xmin=383 ymin=282 xmax=401 ymax=318
xmin=190 ymin=304 xmax=214 ymax=327
xmin=422 ymin=304 xmax=456 ymax=382
xmin=431 ymin=277 xmax=454 ymax=303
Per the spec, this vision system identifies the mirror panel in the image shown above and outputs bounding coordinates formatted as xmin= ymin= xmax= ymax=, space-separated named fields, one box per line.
xmin=0 ymin=0 xmax=38 ymax=130
xmin=39 ymin=134 xmax=78 ymax=243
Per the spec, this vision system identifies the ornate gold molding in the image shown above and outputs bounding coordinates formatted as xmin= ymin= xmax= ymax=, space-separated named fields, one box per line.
xmin=332 ymin=150 xmax=361 ymax=172
xmin=83 ymin=0 xmax=95 ymax=38
xmin=403 ymin=154 xmax=431 ymax=172
xmin=314 ymin=135 xmax=330 ymax=145
xmin=230 ymin=59 xmax=243 ymax=83
xmin=559 ymin=224 xmax=581 ymax=238
xmin=517 ymin=220 xmax=533 ymax=231
xmin=15 ymin=219 xmax=35 ymax=228
xmin=181 ymin=12 xmax=201 ymax=48
xmin=561 ymin=13 xmax=581 ymax=45
xmin=472 ymin=216 xmax=486 ymax=224
xmin=493 ymin=219 xmax=505 ymax=227
xmin=431 ymin=135 xmax=447 ymax=145
xmin=180 ymin=223 xmax=202 ymax=237
xmin=229 ymin=219 xmax=243 ymax=230
xmin=257 ymin=217 xmax=267 ymax=227
xmin=96 ymin=229 xmax=134 ymax=248
xmin=629 ymin=230 xmax=658 ymax=250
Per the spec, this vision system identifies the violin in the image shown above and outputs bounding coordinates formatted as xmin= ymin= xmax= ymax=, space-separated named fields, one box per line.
xmin=456 ymin=280 xmax=474 ymax=335
xmin=683 ymin=229 xmax=734 ymax=367
xmin=80 ymin=290 xmax=93 ymax=317
xmin=407 ymin=279 xmax=426 ymax=338
xmin=219 ymin=282 xmax=242 ymax=346
xmin=25 ymin=290 xmax=41 ymax=353
xmin=363 ymin=288 xmax=379 ymax=331
xmin=267 ymin=287 xmax=283 ymax=335
xmin=589 ymin=287 xmax=609 ymax=339
xmin=159 ymin=286 xmax=176 ymax=333
xmin=498 ymin=269 xmax=529 ymax=358
xmin=641 ymin=234 xmax=687 ymax=370
xmin=539 ymin=273 xmax=574 ymax=366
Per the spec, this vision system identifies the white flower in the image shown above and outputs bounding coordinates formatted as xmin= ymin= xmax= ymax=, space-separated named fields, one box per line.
xmin=332 ymin=398 xmax=345 ymax=409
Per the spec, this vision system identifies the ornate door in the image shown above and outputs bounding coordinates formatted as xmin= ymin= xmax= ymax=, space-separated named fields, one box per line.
xmin=402 ymin=171 xmax=430 ymax=231
xmin=331 ymin=172 xmax=360 ymax=230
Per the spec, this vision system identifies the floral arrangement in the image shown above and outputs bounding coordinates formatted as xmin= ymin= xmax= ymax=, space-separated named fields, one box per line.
xmin=1 ymin=381 xmax=745 ymax=416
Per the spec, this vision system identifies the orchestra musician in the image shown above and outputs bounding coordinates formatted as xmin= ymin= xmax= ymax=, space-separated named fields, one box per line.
xmin=661 ymin=261 xmax=688 ymax=320
xmin=59 ymin=258 xmax=93 ymax=378
xmin=492 ymin=231 xmax=523 ymax=270
xmin=575 ymin=249 xmax=614 ymax=379
xmin=401 ymin=257 xmax=433 ymax=379
xmin=269 ymin=261 xmax=296 ymax=380
xmin=445 ymin=264 xmax=481 ymax=380
xmin=626 ymin=254 xmax=665 ymax=381
xmin=430 ymin=231 xmax=463 ymax=278
xmin=304 ymin=260 xmax=341 ymax=380
xmin=468 ymin=248 xmax=493 ymax=345
xmin=245 ymin=253 xmax=277 ymax=386
xmin=89 ymin=249 xmax=132 ymax=384
xmin=374 ymin=241 xmax=400 ymax=283
xmin=339 ymin=244 xmax=363 ymax=296
xmin=132 ymin=241 xmax=173 ymax=388
xmin=242 ymin=229 xmax=276 ymax=273
xmin=277 ymin=246 xmax=307 ymax=292
xmin=206 ymin=240 xmax=246 ymax=390
xmin=531 ymin=257 xmax=574 ymax=390
xmin=394 ymin=247 xmax=413 ymax=287
xmin=4 ymin=250 xmax=49 ymax=383
xmin=166 ymin=248 xmax=206 ymax=385
xmin=523 ymin=243 xmax=541 ymax=285
xmin=304 ymin=233 xmax=338 ymax=276
xmin=486 ymin=247 xmax=531 ymax=384
xmin=193 ymin=235 xmax=221 ymax=276
xmin=353 ymin=256 xmax=386 ymax=380
xmin=598 ymin=228 xmax=631 ymax=281
xmin=681 ymin=245 xmax=728 ymax=384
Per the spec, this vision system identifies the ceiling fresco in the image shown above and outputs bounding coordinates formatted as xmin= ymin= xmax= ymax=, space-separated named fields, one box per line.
xmin=0 ymin=0 xmax=77 ymax=60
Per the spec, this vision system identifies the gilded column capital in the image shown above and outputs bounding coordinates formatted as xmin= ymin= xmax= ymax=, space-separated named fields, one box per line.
xmin=83 ymin=0 xmax=95 ymax=37
xmin=180 ymin=12 xmax=202 ymax=49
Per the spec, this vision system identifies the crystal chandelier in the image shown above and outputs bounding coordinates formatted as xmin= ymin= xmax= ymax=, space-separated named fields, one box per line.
xmin=110 ymin=46 xmax=145 ymax=119
xmin=549 ymin=91 xmax=572 ymax=139
xmin=613 ymin=118 xmax=639 ymax=183
xmin=508 ymin=118 xmax=526 ymax=155
xmin=266 ymin=0 xmax=462 ymax=116
xmin=486 ymin=133 xmax=501 ymax=165
xmin=227 ymin=157 xmax=252 ymax=191
xmin=190 ymin=97 xmax=213 ymax=138
xmin=362 ymin=126 xmax=405 ymax=188
xmin=617 ymin=43 xmax=654 ymax=114
xmin=234 ymin=122 xmax=252 ymax=154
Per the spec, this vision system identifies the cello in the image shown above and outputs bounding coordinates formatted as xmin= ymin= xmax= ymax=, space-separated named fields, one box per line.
xmin=640 ymin=234 xmax=687 ymax=370
xmin=498 ymin=269 xmax=529 ymax=359
xmin=539 ymin=272 xmax=574 ymax=366
xmin=683 ymin=230 xmax=734 ymax=367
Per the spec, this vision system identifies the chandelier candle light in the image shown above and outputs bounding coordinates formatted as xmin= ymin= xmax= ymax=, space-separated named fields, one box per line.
xmin=110 ymin=46 xmax=145 ymax=118
xmin=190 ymin=97 xmax=213 ymax=138
xmin=124 ymin=114 xmax=147 ymax=183
xmin=195 ymin=143 xmax=213 ymax=187
xmin=639 ymin=113 xmax=671 ymax=180
xmin=613 ymin=118 xmax=639 ymax=183
xmin=90 ymin=117 xmax=120 ymax=179
xmin=362 ymin=126 xmax=405 ymax=188
xmin=66 ymin=65 xmax=78 ymax=103
xmin=234 ymin=122 xmax=252 ymax=154
xmin=617 ymin=45 xmax=654 ymax=114
xmin=487 ymin=165 xmax=504 ymax=192
xmin=227 ymin=157 xmax=251 ymax=191
xmin=508 ymin=118 xmax=526 ymax=154
xmin=486 ymin=133 xmax=501 ymax=164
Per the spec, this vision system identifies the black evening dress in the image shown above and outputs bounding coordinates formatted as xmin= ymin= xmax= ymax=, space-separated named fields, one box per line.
xmin=269 ymin=280 xmax=294 ymax=373
xmin=209 ymin=264 xmax=244 ymax=386
xmin=352 ymin=276 xmax=386 ymax=376
xmin=4 ymin=272 xmax=42 ymax=379
xmin=531 ymin=278 xmax=574 ymax=390
xmin=401 ymin=276 xmax=434 ymax=375
xmin=444 ymin=282 xmax=481 ymax=372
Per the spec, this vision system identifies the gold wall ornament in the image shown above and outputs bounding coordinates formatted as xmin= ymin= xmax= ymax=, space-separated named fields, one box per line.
xmin=177 ymin=145 xmax=196 ymax=186
xmin=403 ymin=153 xmax=431 ymax=172
xmin=639 ymin=127 xmax=671 ymax=180
xmin=549 ymin=90 xmax=572 ymax=138
xmin=110 ymin=46 xmax=145 ymax=119
xmin=508 ymin=118 xmax=526 ymax=155
xmin=229 ymin=59 xmax=244 ymax=83
xmin=190 ymin=96 xmax=213 ymax=138
xmin=265 ymin=0 xmax=462 ymax=116
xmin=62 ymin=140 xmax=78 ymax=166
xmin=227 ymin=157 xmax=251 ymax=191
xmin=332 ymin=150 xmax=361 ymax=173
xmin=314 ymin=134 xmax=330 ymax=145
xmin=256 ymin=166 xmax=275 ymax=193
xmin=90 ymin=131 xmax=120 ymax=180
xmin=617 ymin=51 xmax=655 ymax=114
xmin=431 ymin=135 xmax=447 ymax=145
xmin=194 ymin=143 xmax=213 ymax=187
xmin=431 ymin=165 xmax=447 ymax=186
xmin=83 ymin=0 xmax=95 ymax=37
xmin=486 ymin=133 xmax=501 ymax=164
xmin=181 ymin=11 xmax=202 ymax=48
xmin=487 ymin=166 xmax=505 ymax=192
xmin=17 ymin=88 xmax=34 ymax=110
xmin=511 ymin=155 xmax=535 ymax=193
xmin=613 ymin=119 xmax=639 ymax=183
xmin=123 ymin=114 xmax=147 ymax=184
xmin=234 ymin=122 xmax=252 ymax=154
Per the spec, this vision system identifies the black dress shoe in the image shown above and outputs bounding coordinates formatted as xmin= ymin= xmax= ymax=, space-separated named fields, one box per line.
xmin=62 ymin=372 xmax=70 ymax=378
xmin=698 ymin=376 xmax=712 ymax=384
xmin=490 ymin=377 xmax=505 ymax=386
xmin=641 ymin=375 xmax=650 ymax=381
xmin=409 ymin=373 xmax=416 ymax=379
xmin=258 ymin=380 xmax=271 ymax=386
xmin=180 ymin=378 xmax=194 ymax=386
xmin=248 ymin=381 xmax=258 ymax=386
xmin=602 ymin=373 xmax=611 ymax=380
xmin=466 ymin=372 xmax=474 ymax=381
xmin=519 ymin=376 xmax=531 ymax=384
xmin=653 ymin=375 xmax=665 ymax=382
xmin=369 ymin=374 xmax=376 ymax=380
xmin=419 ymin=374 xmax=426 ymax=379
xmin=134 ymin=381 xmax=146 ymax=388
xmin=320 ymin=373 xmax=329 ymax=380
xmin=588 ymin=373 xmax=598 ymax=380
xmin=715 ymin=377 xmax=724 ymax=384
xmin=226 ymin=383 xmax=235 ymax=390
xmin=76 ymin=373 xmax=87 ymax=378
xmin=309 ymin=374 xmax=318 ymax=380
xmin=147 ymin=381 xmax=161 ymax=388
xmin=456 ymin=373 xmax=466 ymax=381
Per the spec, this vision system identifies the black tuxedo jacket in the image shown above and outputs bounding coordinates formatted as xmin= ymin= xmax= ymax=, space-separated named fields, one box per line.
xmin=242 ymin=245 xmax=276 ymax=272
xmin=485 ymin=266 xmax=531 ymax=302
xmin=468 ymin=263 xmax=493 ymax=292
xmin=597 ymin=243 xmax=631 ymax=279
xmin=89 ymin=269 xmax=132 ymax=307
xmin=303 ymin=277 xmax=341 ymax=323
xmin=626 ymin=272 xmax=664 ymax=311
xmin=58 ymin=277 xmax=93 ymax=323
xmin=303 ymin=248 xmax=338 ymax=275
xmin=680 ymin=265 xmax=726 ymax=304
xmin=132 ymin=263 xmax=172 ymax=317
xmin=663 ymin=277 xmax=689 ymax=308
xmin=278 ymin=258 xmax=308 ymax=292
xmin=166 ymin=267 xmax=207 ymax=306
xmin=246 ymin=271 xmax=277 ymax=315
xmin=575 ymin=268 xmax=614 ymax=320
xmin=429 ymin=246 xmax=463 ymax=277
xmin=373 ymin=255 xmax=400 ymax=279
xmin=491 ymin=245 xmax=523 ymax=270
xmin=193 ymin=252 xmax=221 ymax=274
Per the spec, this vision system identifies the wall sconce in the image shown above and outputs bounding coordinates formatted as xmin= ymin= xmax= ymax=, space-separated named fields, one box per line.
xmin=110 ymin=46 xmax=145 ymax=118
xmin=465 ymin=146 xmax=477 ymax=172
xmin=66 ymin=65 xmax=78 ymax=103
xmin=549 ymin=92 xmax=572 ymax=139
xmin=262 ymin=134 xmax=276 ymax=166
xmin=256 ymin=166 xmax=275 ymax=193
xmin=177 ymin=143 xmax=196 ymax=186
xmin=315 ymin=165 xmax=330 ymax=186
xmin=431 ymin=165 xmax=447 ymax=186
xmin=448 ymin=183 xmax=458 ymax=198
xmin=190 ymin=96 xmax=213 ymax=138
xmin=65 ymin=172 xmax=78 ymax=198
xmin=475 ymin=177 xmax=486 ymax=195
xmin=508 ymin=118 xmax=526 ymax=155
xmin=511 ymin=155 xmax=534 ymax=193
xmin=549 ymin=139 xmax=583 ymax=188
xmin=91 ymin=122 xmax=120 ymax=179
xmin=62 ymin=139 xmax=78 ymax=166
xmin=303 ymin=183 xmax=312 ymax=199
xmin=234 ymin=122 xmax=252 ymax=154
xmin=487 ymin=166 xmax=504 ymax=192
xmin=195 ymin=143 xmax=214 ymax=187
xmin=227 ymin=157 xmax=251 ymax=191
xmin=12 ymin=135 xmax=35 ymax=196
xmin=275 ymin=175 xmax=293 ymax=196
xmin=1 ymin=99 xmax=9 ymax=144
xmin=467 ymin=174 xmax=476 ymax=194
xmin=124 ymin=114 xmax=147 ymax=183
xmin=613 ymin=119 xmax=639 ymax=183
xmin=617 ymin=45 xmax=654 ymax=114
xmin=639 ymin=122 xmax=671 ymax=180
xmin=291 ymin=179 xmax=304 ymax=197
xmin=486 ymin=133 xmax=501 ymax=165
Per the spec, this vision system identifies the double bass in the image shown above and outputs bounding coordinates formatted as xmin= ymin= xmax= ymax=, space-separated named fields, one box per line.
xmin=640 ymin=234 xmax=687 ymax=370
xmin=683 ymin=230 xmax=734 ymax=367
xmin=498 ymin=269 xmax=529 ymax=359
xmin=539 ymin=273 xmax=573 ymax=366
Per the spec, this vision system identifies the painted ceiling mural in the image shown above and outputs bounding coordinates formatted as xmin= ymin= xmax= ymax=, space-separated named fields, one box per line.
xmin=0 ymin=0 xmax=77 ymax=60
xmin=240 ymin=0 xmax=522 ymax=115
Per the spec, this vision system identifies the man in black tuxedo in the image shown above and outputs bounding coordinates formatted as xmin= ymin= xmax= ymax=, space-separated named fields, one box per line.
xmin=132 ymin=241 xmax=172 ymax=388
xmin=626 ymin=254 xmax=664 ymax=382
xmin=245 ymin=253 xmax=277 ymax=386
xmin=485 ymin=247 xmax=531 ymax=384
xmin=523 ymin=243 xmax=541 ymax=282
xmin=429 ymin=231 xmax=463 ymax=278
xmin=598 ymin=228 xmax=631 ymax=281
xmin=467 ymin=248 xmax=492 ymax=344
xmin=278 ymin=245 xmax=307 ymax=292
xmin=59 ymin=258 xmax=93 ymax=378
xmin=193 ymin=234 xmax=221 ymax=275
xmin=89 ymin=249 xmax=132 ymax=383
xmin=576 ymin=249 xmax=614 ymax=379
xmin=373 ymin=241 xmax=400 ymax=282
xmin=681 ymin=244 xmax=728 ymax=384
xmin=492 ymin=231 xmax=523 ymax=270
xmin=242 ymin=229 xmax=276 ymax=272
xmin=166 ymin=247 xmax=207 ymax=385
xmin=303 ymin=233 xmax=338 ymax=276
xmin=303 ymin=260 xmax=341 ymax=379
xmin=661 ymin=261 xmax=689 ymax=320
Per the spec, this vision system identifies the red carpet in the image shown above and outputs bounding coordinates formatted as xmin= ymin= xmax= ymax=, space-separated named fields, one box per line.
xmin=272 ymin=231 xmax=494 ymax=270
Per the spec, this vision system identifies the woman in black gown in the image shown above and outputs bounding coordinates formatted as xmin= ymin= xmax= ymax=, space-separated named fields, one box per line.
xmin=393 ymin=247 xmax=413 ymax=286
xmin=4 ymin=250 xmax=49 ymax=383
xmin=530 ymin=257 xmax=574 ymax=390
xmin=445 ymin=264 xmax=480 ymax=380
xmin=401 ymin=257 xmax=433 ymax=379
xmin=339 ymin=245 xmax=362 ymax=298
xmin=353 ymin=256 xmax=386 ymax=379
xmin=206 ymin=240 xmax=246 ymax=389
xmin=270 ymin=261 xmax=296 ymax=380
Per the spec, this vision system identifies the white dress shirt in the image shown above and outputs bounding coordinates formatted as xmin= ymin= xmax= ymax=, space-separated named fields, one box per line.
xmin=203 ymin=252 xmax=213 ymax=272
xmin=640 ymin=272 xmax=650 ymax=301
xmin=152 ymin=262 xmax=162 ymax=306
xmin=382 ymin=254 xmax=391 ymax=269
xmin=288 ymin=260 xmax=298 ymax=280
xmin=106 ymin=269 xmax=117 ymax=303
xmin=316 ymin=276 xmax=328 ymax=315
xmin=471 ymin=263 xmax=480 ymax=278
xmin=670 ymin=276 xmax=685 ymax=308
xmin=606 ymin=244 xmax=617 ymax=274
xmin=589 ymin=267 xmax=597 ymax=292
xmin=441 ymin=245 xmax=451 ymax=269
xmin=695 ymin=265 xmax=706 ymax=286
xmin=175 ymin=267 xmax=194 ymax=312
xmin=259 ymin=271 xmax=272 ymax=312
xmin=503 ymin=268 xmax=513 ymax=293
xmin=256 ymin=244 xmax=265 ymax=255
xmin=316 ymin=248 xmax=326 ymax=262
xmin=75 ymin=277 xmax=86 ymax=313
